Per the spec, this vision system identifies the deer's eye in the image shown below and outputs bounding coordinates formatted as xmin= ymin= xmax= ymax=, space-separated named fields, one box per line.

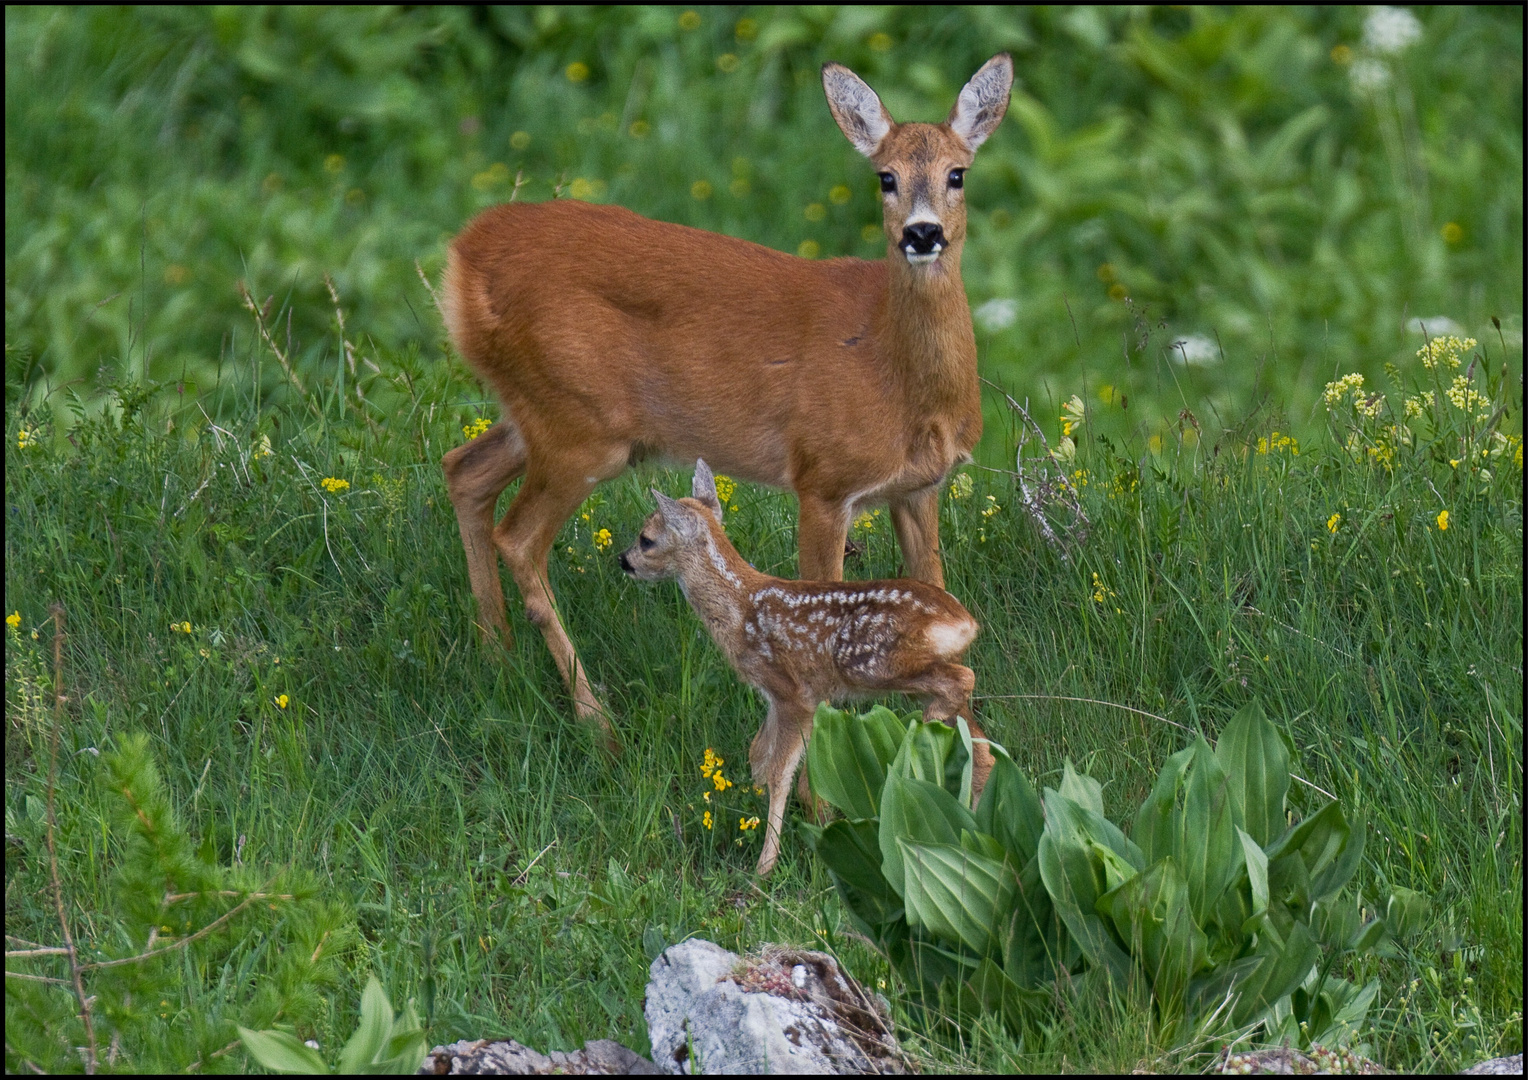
xmin=878 ymin=171 xmax=897 ymax=194
xmin=947 ymin=169 xmax=965 ymax=189
xmin=639 ymin=535 xmax=655 ymax=551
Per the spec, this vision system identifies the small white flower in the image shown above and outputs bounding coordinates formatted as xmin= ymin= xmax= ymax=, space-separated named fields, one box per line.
xmin=1169 ymin=334 xmax=1219 ymax=365
xmin=974 ymin=297 xmax=1019 ymax=333
xmin=305 ymin=1039 xmax=320 ymax=1050
xmin=1363 ymin=6 xmax=1422 ymax=55
xmin=1348 ymin=57 xmax=1391 ymax=92
xmin=1405 ymin=315 xmax=1465 ymax=337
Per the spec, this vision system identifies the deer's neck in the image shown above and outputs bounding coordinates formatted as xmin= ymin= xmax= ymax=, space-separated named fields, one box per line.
xmin=676 ymin=528 xmax=761 ymax=645
xmin=874 ymin=249 xmax=979 ymax=413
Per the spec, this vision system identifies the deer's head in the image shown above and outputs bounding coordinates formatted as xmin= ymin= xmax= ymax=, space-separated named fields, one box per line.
xmin=823 ymin=54 xmax=1012 ymax=269
xmin=619 ymin=460 xmax=728 ymax=581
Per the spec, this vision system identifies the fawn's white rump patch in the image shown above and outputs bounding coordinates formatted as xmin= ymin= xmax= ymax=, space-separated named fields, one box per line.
xmin=925 ymin=618 xmax=977 ymax=656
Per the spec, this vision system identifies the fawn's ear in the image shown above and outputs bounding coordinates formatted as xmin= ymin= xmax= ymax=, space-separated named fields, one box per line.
xmin=691 ymin=459 xmax=724 ymax=525
xmin=822 ymin=62 xmax=894 ymax=158
xmin=653 ymin=490 xmax=703 ymax=541
xmin=947 ymin=53 xmax=1012 ymax=152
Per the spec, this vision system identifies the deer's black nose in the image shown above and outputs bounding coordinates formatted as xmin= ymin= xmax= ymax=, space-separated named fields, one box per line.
xmin=901 ymin=221 xmax=945 ymax=254
xmin=618 ymin=552 xmax=634 ymax=574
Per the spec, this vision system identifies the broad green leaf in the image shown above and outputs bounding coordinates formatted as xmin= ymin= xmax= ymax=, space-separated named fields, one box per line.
xmin=901 ymin=934 xmax=976 ymax=998
xmin=1309 ymin=812 xmax=1364 ymax=902
xmin=374 ymin=1000 xmax=428 ymax=1075
xmin=1003 ymin=852 xmax=1070 ymax=988
xmin=816 ymin=818 xmax=903 ymax=931
xmin=1229 ymin=920 xmax=1320 ymax=1027
xmin=1133 ymin=744 xmax=1194 ymax=865
xmin=1058 ymin=759 xmax=1105 ymax=817
xmin=1237 ymin=827 xmax=1269 ymax=933
xmin=339 ymin=976 xmax=394 ymax=1074
xmin=1348 ymin=917 xmax=1387 ymax=955
xmin=960 ymin=828 xmax=1009 ymax=863
xmin=1036 ymin=791 xmax=1135 ymax=983
xmin=1265 ymin=799 xmax=1343 ymax=866
xmin=973 ymin=745 xmax=1046 ymax=868
xmin=879 ymin=774 xmax=975 ymax=897
xmin=1089 ymin=840 xmax=1138 ymax=894
xmin=1184 ymin=955 xmax=1264 ymax=1029
xmin=964 ymin=957 xmax=1051 ymax=1033
xmin=237 ymin=1026 xmax=330 ymax=1074
xmin=1268 ymin=852 xmax=1311 ymax=912
xmin=1096 ymin=856 xmax=1206 ymax=1016
xmin=806 ymin=703 xmax=903 ymax=819
xmin=891 ymin=718 xmax=967 ymax=800
xmin=1214 ymin=700 xmax=1290 ymax=848
xmin=1179 ymin=737 xmax=1240 ymax=926
xmin=1311 ymin=895 xmax=1360 ymax=952
xmin=900 ymin=839 xmax=1016 ymax=955
xmin=1385 ymin=886 xmax=1431 ymax=939
xmin=1331 ymin=977 xmax=1380 ymax=1029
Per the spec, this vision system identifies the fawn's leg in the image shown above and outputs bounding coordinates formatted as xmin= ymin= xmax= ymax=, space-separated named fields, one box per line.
xmin=905 ymin=661 xmax=994 ymax=798
xmin=889 ymin=486 xmax=945 ymax=588
xmin=755 ymin=696 xmax=814 ymax=876
xmin=442 ymin=421 xmax=528 ymax=647
xmin=495 ymin=450 xmax=621 ymax=752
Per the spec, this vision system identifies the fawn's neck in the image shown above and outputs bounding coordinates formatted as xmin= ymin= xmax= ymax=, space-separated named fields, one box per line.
xmin=875 ymin=245 xmax=979 ymax=413
xmin=676 ymin=526 xmax=762 ymax=646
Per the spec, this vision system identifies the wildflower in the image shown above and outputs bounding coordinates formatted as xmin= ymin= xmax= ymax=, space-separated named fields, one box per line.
xmin=713 ymin=475 xmax=736 ymax=504
xmin=324 ymin=154 xmax=345 ymax=174
xmin=1060 ymin=394 xmax=1085 ymax=437
xmin=320 ymin=477 xmax=350 ymax=493
xmin=594 ymin=528 xmax=612 ymax=551
xmin=6 ymin=611 xmax=19 ymax=629
xmin=1445 ymin=374 xmax=1489 ymax=417
xmin=678 ymin=10 xmax=701 ymax=30
xmin=982 ymin=495 xmax=1000 ymax=519
xmin=463 ymin=417 xmax=492 ymax=440
xmin=1091 ymin=572 xmax=1115 ymax=605
xmin=739 ymin=816 xmax=760 ymax=831
xmin=867 ymin=31 xmax=893 ymax=51
xmin=735 ymin=17 xmax=758 ymax=41
xmin=1436 ymin=510 xmax=1449 ymax=532
xmin=716 ymin=53 xmax=739 ymax=73
xmin=702 ymin=791 xmax=711 ymax=803
xmin=275 ymin=694 xmax=289 ymax=709
xmin=1404 ymin=393 xmax=1434 ymax=419
xmin=804 ymin=202 xmax=827 ymax=222
xmin=1256 ymin=432 xmax=1299 ymax=456
xmin=1327 ymin=513 xmax=1341 ymax=533
xmin=797 ymin=240 xmax=820 ymax=258
xmin=691 ymin=180 xmax=713 ymax=200
xmin=255 ymin=434 xmax=273 ymax=457
xmin=510 ymin=130 xmax=532 ymax=149
xmin=829 ymin=185 xmax=852 ymax=205
xmin=1071 ymin=469 xmax=1089 ymax=488
xmin=1417 ymin=335 xmax=1476 ymax=370
xmin=1363 ymin=6 xmax=1422 ymax=55
xmin=565 ymin=61 xmax=590 ymax=83
xmin=1441 ymin=222 xmax=1463 ymax=244
xmin=712 ymin=770 xmax=733 ymax=793
xmin=948 ymin=472 xmax=973 ymax=500
xmin=17 ymin=429 xmax=33 ymax=449
xmin=702 ymin=810 xmax=713 ymax=830
xmin=1356 ymin=393 xmax=1386 ymax=419
xmin=1322 ymin=373 xmax=1365 ymax=407
xmin=1052 ymin=436 xmax=1077 ymax=465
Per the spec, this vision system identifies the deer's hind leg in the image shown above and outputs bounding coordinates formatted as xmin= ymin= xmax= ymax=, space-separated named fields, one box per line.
xmin=442 ymin=420 xmax=528 ymax=648
xmin=753 ymin=696 xmax=815 ymax=876
xmin=899 ymin=661 xmax=994 ymax=798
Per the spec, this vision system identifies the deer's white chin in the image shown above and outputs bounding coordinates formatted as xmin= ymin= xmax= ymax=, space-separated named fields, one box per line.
xmin=902 ymin=249 xmax=942 ymax=266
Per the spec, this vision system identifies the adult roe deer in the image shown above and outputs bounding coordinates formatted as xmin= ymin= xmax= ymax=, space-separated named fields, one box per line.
xmin=622 ymin=461 xmax=993 ymax=875
xmin=439 ymin=54 xmax=1013 ymax=747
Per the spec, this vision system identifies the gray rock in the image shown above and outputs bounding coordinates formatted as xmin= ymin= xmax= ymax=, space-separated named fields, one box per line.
xmin=1461 ymin=1055 xmax=1523 ymax=1075
xmin=644 ymin=939 xmax=906 ymax=1074
xmin=418 ymin=1037 xmax=661 ymax=1074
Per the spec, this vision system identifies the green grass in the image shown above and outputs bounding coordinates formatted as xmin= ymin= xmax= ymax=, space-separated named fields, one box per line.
xmin=4 ymin=6 xmax=1522 ymax=1073
xmin=4 ymin=305 xmax=1521 ymax=1070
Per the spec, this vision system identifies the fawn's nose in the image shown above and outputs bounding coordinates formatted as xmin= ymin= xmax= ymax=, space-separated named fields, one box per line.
xmin=900 ymin=221 xmax=945 ymax=256
xmin=618 ymin=551 xmax=634 ymax=574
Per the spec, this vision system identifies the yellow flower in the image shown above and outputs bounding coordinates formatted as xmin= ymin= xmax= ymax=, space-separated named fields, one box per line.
xmin=320 ymin=477 xmax=350 ymax=493
xmin=1436 ymin=510 xmax=1450 ymax=532
xmin=702 ymin=791 xmax=711 ymax=803
xmin=1071 ymin=469 xmax=1089 ymax=488
xmin=981 ymin=495 xmax=1000 ymax=519
xmin=1091 ymin=572 xmax=1116 ymax=605
xmin=700 ymin=748 xmax=723 ymax=778
xmin=17 ymin=429 xmax=33 ymax=449
xmin=735 ymin=17 xmax=758 ymax=41
xmin=463 ymin=417 xmax=492 ymax=440
xmin=593 ymin=528 xmax=612 ymax=551
xmin=804 ymin=202 xmax=827 ymax=222
xmin=867 ymin=31 xmax=893 ymax=51
xmin=1322 ymin=373 xmax=1365 ymax=407
xmin=6 ymin=611 xmax=19 ymax=629
xmin=948 ymin=472 xmax=974 ymax=500
xmin=1441 ymin=222 xmax=1463 ymax=244
xmin=796 ymin=239 xmax=820 ymax=259
xmin=1060 ymin=394 xmax=1085 ymax=438
xmin=1445 ymin=374 xmax=1489 ymax=417
xmin=739 ymin=816 xmax=760 ymax=831
xmin=829 ymin=185 xmax=851 ymax=205
xmin=1417 ymin=335 xmax=1476 ymax=370
xmin=678 ymin=10 xmax=701 ymax=30
xmin=702 ymin=810 xmax=713 ymax=830
xmin=716 ymin=53 xmax=739 ymax=73
xmin=1327 ymin=513 xmax=1341 ymax=533
xmin=691 ymin=180 xmax=713 ymax=200
xmin=275 ymin=694 xmax=289 ymax=709
xmin=323 ymin=154 xmax=345 ymax=174
xmin=1256 ymin=432 xmax=1299 ymax=455
xmin=565 ymin=61 xmax=590 ymax=83
xmin=713 ymin=771 xmax=733 ymax=792
xmin=713 ymin=475 xmax=736 ymax=504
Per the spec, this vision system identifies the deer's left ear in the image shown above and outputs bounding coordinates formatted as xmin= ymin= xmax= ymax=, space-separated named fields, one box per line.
xmin=691 ymin=459 xmax=724 ymax=525
xmin=654 ymin=490 xmax=703 ymax=541
xmin=947 ymin=53 xmax=1012 ymax=152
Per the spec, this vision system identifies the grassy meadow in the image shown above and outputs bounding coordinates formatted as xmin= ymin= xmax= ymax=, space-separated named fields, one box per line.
xmin=4 ymin=6 xmax=1523 ymax=1075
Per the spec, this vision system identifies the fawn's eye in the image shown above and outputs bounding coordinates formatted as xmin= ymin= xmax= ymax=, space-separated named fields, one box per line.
xmin=878 ymin=171 xmax=897 ymax=194
xmin=639 ymin=535 xmax=655 ymax=551
xmin=947 ymin=168 xmax=965 ymax=189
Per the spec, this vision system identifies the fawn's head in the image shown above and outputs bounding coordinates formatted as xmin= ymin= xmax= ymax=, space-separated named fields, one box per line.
xmin=619 ymin=460 xmax=729 ymax=582
xmin=823 ymin=53 xmax=1012 ymax=269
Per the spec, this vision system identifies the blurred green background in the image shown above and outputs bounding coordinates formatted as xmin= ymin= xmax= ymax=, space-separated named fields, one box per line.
xmin=5 ymin=5 xmax=1523 ymax=455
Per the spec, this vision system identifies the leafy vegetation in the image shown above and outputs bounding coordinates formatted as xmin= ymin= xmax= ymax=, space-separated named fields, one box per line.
xmin=4 ymin=5 xmax=1522 ymax=1074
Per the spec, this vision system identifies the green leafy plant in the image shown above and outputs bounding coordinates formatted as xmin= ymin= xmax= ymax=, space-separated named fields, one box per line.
xmin=238 ymin=975 xmax=428 ymax=1074
xmin=805 ymin=700 xmax=1428 ymax=1047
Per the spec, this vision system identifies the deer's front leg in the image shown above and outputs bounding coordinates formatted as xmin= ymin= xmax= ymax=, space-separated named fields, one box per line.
xmin=796 ymin=492 xmax=852 ymax=581
xmin=890 ymin=485 xmax=944 ymax=588
xmin=755 ymin=696 xmax=813 ymax=876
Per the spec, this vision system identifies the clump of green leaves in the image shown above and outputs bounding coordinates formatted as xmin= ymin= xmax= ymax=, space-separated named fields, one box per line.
xmin=805 ymin=701 xmax=1429 ymax=1049
xmin=3 ymin=731 xmax=355 ymax=1074
xmin=239 ymin=975 xmax=427 ymax=1074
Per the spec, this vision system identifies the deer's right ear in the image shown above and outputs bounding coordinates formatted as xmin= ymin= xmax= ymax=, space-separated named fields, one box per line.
xmin=822 ymin=62 xmax=894 ymax=158
xmin=691 ymin=459 xmax=724 ymax=524
xmin=653 ymin=490 xmax=702 ymax=540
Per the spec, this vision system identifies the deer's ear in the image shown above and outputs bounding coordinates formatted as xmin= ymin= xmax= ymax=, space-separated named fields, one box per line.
xmin=947 ymin=53 xmax=1012 ymax=152
xmin=653 ymin=490 xmax=703 ymax=540
xmin=822 ymin=62 xmax=894 ymax=158
xmin=691 ymin=459 xmax=724 ymax=525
